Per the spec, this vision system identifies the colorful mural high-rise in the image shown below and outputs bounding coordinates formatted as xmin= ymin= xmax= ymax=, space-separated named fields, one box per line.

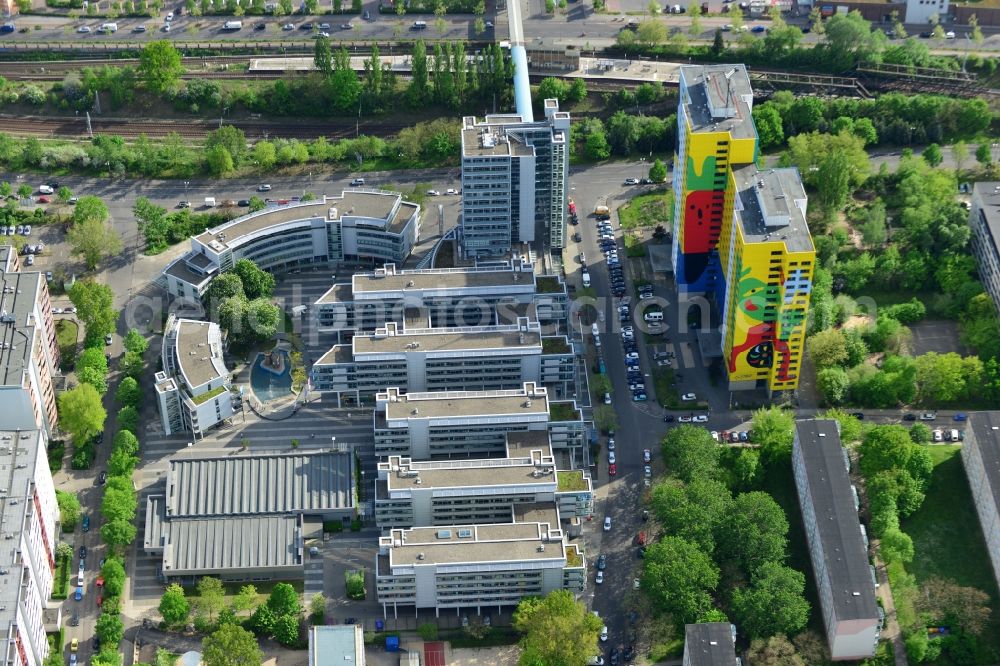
xmin=671 ymin=65 xmax=815 ymax=394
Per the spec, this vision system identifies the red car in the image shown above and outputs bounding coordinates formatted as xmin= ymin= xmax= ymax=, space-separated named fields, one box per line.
xmin=608 ymin=463 xmax=617 ymax=476
xmin=37 ymin=196 xmax=50 ymax=204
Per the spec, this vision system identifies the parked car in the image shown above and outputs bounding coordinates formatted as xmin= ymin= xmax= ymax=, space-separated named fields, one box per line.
xmin=597 ymin=554 xmax=607 ymax=570
xmin=608 ymin=463 xmax=617 ymax=476
xmin=920 ymin=412 xmax=936 ymax=421
xmin=595 ymin=570 xmax=604 ymax=584
xmin=623 ymin=178 xmax=639 ymax=185
xmin=603 ymin=516 xmax=612 ymax=531
xmin=954 ymin=413 xmax=968 ymax=422
xmin=350 ymin=178 xmax=366 ymax=186
xmin=681 ymin=393 xmax=697 ymax=401
xmin=643 ymin=449 xmax=651 ymax=463
xmin=693 ymin=414 xmax=709 ymax=423
xmin=82 ymin=516 xmax=90 ymax=532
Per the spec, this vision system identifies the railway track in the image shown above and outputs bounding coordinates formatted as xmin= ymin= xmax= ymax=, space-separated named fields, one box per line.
xmin=0 ymin=115 xmax=411 ymax=140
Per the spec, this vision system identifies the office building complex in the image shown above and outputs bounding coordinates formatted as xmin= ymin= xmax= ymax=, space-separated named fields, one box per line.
xmin=143 ymin=451 xmax=355 ymax=582
xmin=960 ymin=412 xmax=1000 ymax=600
xmin=160 ymin=191 xmax=421 ymax=300
xmin=373 ymin=383 xmax=585 ymax=458
xmin=460 ymin=100 xmax=570 ymax=257
xmin=310 ymin=318 xmax=576 ymax=400
xmin=792 ymin=420 xmax=879 ymax=660
xmin=0 ymin=269 xmax=60 ymax=436
xmin=683 ymin=623 xmax=738 ymax=666
xmin=314 ymin=260 xmax=568 ymax=334
xmin=375 ymin=430 xmax=593 ymax=529
xmin=672 ymin=65 xmax=814 ymax=394
xmin=375 ymin=502 xmax=585 ymax=617
xmin=155 ymin=316 xmax=235 ymax=438
xmin=0 ymin=423 xmax=61 ymax=666
xmin=970 ymin=183 xmax=1000 ymax=315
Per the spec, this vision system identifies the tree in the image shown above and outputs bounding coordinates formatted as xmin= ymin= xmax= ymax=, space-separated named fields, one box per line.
xmin=661 ymin=425 xmax=721 ymax=483
xmin=73 ymin=195 xmax=109 ymax=227
xmin=636 ymin=19 xmax=667 ymax=46
xmin=232 ymin=585 xmax=258 ymax=613
xmin=100 ymin=557 xmax=126 ymax=597
xmin=115 ymin=377 xmax=143 ymax=408
xmin=107 ymin=446 xmax=138 ymax=478
xmin=909 ymin=422 xmax=932 ymax=444
xmin=880 ymin=527 xmax=914 ymax=564
xmin=58 ymin=384 xmax=106 ymax=445
xmin=712 ymin=27 xmax=724 ymax=56
xmin=309 ymin=593 xmax=326 ymax=623
xmin=584 ymin=129 xmax=611 ymax=161
xmin=859 ymin=425 xmax=912 ymax=477
xmin=731 ymin=562 xmax=810 ymax=639
xmin=923 ymin=142 xmax=943 ymax=167
xmin=232 ymin=259 xmax=275 ymax=300
xmin=915 ymin=577 xmax=991 ymax=636
xmin=77 ymin=366 xmax=108 ymax=395
xmin=808 ymin=328 xmax=848 ymax=369
xmin=101 ymin=482 xmax=137 ymax=524
xmin=267 ymin=583 xmax=300 ymax=617
xmin=976 ymin=143 xmax=992 ymax=167
xmin=113 ymin=430 xmax=139 ymax=457
xmin=752 ymin=104 xmax=784 ymax=149
xmin=16 ymin=184 xmax=31 ymax=199
xmin=688 ymin=0 xmax=701 ymax=36
xmin=717 ymin=491 xmax=789 ymax=575
xmin=648 ymin=158 xmax=667 ymax=183
xmin=69 ymin=280 xmax=118 ymax=346
xmin=953 ymin=140 xmax=968 ymax=176
xmin=96 ymin=613 xmax=125 ymax=646
xmin=206 ymin=126 xmax=248 ymax=166
xmin=68 ymin=216 xmax=123 ymax=270
xmin=272 ymin=614 xmax=300 ymax=646
xmin=313 ymin=35 xmax=332 ymax=76
xmin=642 ymin=536 xmax=719 ymax=623
xmin=123 ymin=329 xmax=148 ymax=355
xmin=197 ymin=577 xmax=226 ymax=622
xmin=746 ymin=634 xmax=804 ymax=666
xmin=204 ymin=273 xmax=245 ymax=310
xmin=206 ymin=145 xmax=235 ymax=177
xmin=816 ymin=149 xmax=851 ymax=214
xmin=160 ymin=583 xmax=191 ymax=625
xmin=513 ymin=590 xmax=602 ymax=666
xmin=817 ymin=367 xmax=849 ymax=405
xmin=823 ymin=10 xmax=881 ymax=68
xmin=650 ymin=477 xmax=731 ymax=552
xmin=117 ymin=405 xmax=140 ymax=434
xmin=139 ymin=41 xmax=184 ymax=93
xmin=202 ymin=624 xmax=263 ymax=666
xmin=56 ymin=490 xmax=82 ymax=529
xmin=750 ymin=407 xmax=795 ymax=463
xmin=537 ymin=77 xmax=569 ymax=104
xmin=57 ymin=186 xmax=73 ymax=203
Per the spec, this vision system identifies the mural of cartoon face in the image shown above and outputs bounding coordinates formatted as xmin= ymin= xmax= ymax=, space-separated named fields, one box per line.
xmin=679 ymin=155 xmax=724 ymax=287
xmin=736 ymin=266 xmax=769 ymax=322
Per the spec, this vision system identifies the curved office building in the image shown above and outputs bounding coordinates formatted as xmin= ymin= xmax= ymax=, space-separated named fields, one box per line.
xmin=161 ymin=190 xmax=421 ymax=300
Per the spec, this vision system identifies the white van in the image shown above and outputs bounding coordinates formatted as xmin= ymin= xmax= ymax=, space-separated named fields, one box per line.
xmin=950 ymin=429 xmax=959 ymax=442
xmin=223 ymin=20 xmax=243 ymax=30
xmin=644 ymin=311 xmax=663 ymax=323
xmin=204 ymin=197 xmax=217 ymax=208
xmin=99 ymin=22 xmax=118 ymax=32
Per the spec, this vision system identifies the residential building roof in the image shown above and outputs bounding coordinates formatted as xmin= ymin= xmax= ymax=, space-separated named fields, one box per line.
xmin=348 ymin=262 xmax=535 ymax=298
xmin=166 ymin=451 xmax=355 ymax=518
xmin=383 ymin=520 xmax=566 ymax=567
xmin=680 ymin=64 xmax=757 ymax=140
xmin=795 ymin=419 xmax=879 ymax=622
xmin=0 ymin=271 xmax=41 ymax=388
xmin=684 ymin=623 xmax=737 ymax=666
xmin=968 ymin=411 xmax=1000 ymax=518
xmin=353 ymin=321 xmax=541 ymax=356
xmin=734 ymin=166 xmax=813 ymax=254
xmin=973 ymin=182 xmax=1000 ymax=248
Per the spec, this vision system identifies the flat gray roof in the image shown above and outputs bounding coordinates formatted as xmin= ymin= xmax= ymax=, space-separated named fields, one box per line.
xmin=973 ymin=182 xmax=1000 ymax=253
xmin=795 ymin=420 xmax=879 ymax=622
xmin=349 ymin=264 xmax=534 ymax=296
xmin=381 ymin=386 xmax=549 ymax=421
xmin=383 ymin=456 xmax=555 ymax=492
xmin=174 ymin=319 xmax=227 ymax=389
xmin=0 ymin=272 xmax=41 ymax=388
xmin=734 ymin=166 xmax=813 ymax=254
xmin=506 ymin=430 xmax=554 ymax=458
xmin=164 ymin=255 xmax=214 ymax=288
xmin=680 ymin=64 xmax=756 ymax=140
xmin=162 ymin=514 xmax=302 ymax=575
xmin=684 ymin=624 xmax=737 ymax=666
xmin=309 ymin=626 xmax=362 ymax=666
xmin=967 ymin=412 xmax=1000 ymax=523
xmin=354 ymin=324 xmax=541 ymax=355
xmin=167 ymin=451 xmax=354 ymax=518
xmin=315 ymin=283 xmax=354 ymax=305
xmin=315 ymin=344 xmax=353 ymax=366
xmin=386 ymin=521 xmax=566 ymax=566
xmin=0 ymin=246 xmax=15 ymax=272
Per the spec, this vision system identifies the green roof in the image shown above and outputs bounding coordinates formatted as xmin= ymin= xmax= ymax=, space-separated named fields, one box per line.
xmin=557 ymin=470 xmax=588 ymax=492
xmin=536 ymin=276 xmax=563 ymax=294
xmin=542 ymin=337 xmax=570 ymax=354
xmin=549 ymin=402 xmax=580 ymax=422
xmin=189 ymin=385 xmax=228 ymax=405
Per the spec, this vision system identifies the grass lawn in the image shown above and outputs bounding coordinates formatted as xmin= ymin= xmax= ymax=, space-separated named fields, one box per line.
xmin=618 ymin=189 xmax=673 ymax=230
xmin=898 ymin=445 xmax=1000 ymax=661
xmin=55 ymin=319 xmax=79 ymax=373
xmin=52 ymin=553 xmax=71 ymax=600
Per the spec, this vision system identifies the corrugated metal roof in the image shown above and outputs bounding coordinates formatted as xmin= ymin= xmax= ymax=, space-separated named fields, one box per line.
xmin=167 ymin=451 xmax=354 ymax=518
xmin=163 ymin=514 xmax=302 ymax=574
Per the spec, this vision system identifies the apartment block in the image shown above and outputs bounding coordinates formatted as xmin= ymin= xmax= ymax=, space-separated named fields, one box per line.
xmin=460 ymin=100 xmax=570 ymax=257
xmin=672 ymin=65 xmax=814 ymax=394
xmin=313 ymin=260 xmax=568 ymax=334
xmin=374 ymin=430 xmax=593 ymax=529
xmin=792 ymin=420 xmax=879 ymax=660
xmin=373 ymin=383 xmax=585 ymax=458
xmin=0 ymin=423 xmax=61 ymax=666
xmin=143 ymin=451 xmax=355 ymax=582
xmin=160 ymin=191 xmax=421 ymax=301
xmin=960 ymin=412 xmax=1000 ymax=600
xmin=155 ymin=316 xmax=235 ymax=438
xmin=683 ymin=623 xmax=738 ymax=666
xmin=310 ymin=318 xmax=576 ymax=400
xmin=0 ymin=270 xmax=60 ymax=436
xmin=969 ymin=183 xmax=1000 ymax=315
xmin=375 ymin=503 xmax=585 ymax=617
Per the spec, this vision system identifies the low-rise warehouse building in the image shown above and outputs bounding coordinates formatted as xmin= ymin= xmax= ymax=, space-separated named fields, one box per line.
xmin=143 ymin=450 xmax=355 ymax=582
